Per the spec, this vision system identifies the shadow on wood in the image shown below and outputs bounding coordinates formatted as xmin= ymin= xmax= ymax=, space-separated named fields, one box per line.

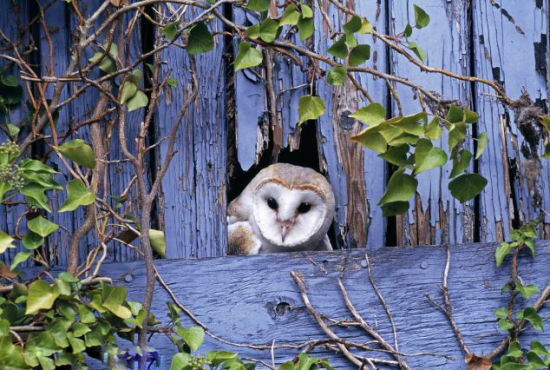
xmin=93 ymin=241 xmax=550 ymax=369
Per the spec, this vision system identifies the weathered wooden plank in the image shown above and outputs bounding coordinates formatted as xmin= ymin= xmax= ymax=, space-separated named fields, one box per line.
xmin=389 ymin=0 xmax=474 ymax=246
xmin=472 ymin=0 xmax=550 ymax=241
xmin=95 ymin=241 xmax=550 ymax=368
xmin=156 ymin=11 xmax=227 ymax=258
xmin=314 ymin=0 xmax=388 ymax=250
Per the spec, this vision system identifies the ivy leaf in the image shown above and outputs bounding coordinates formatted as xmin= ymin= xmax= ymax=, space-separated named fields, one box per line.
xmin=475 ymin=132 xmax=488 ymax=159
xmin=179 ymin=326 xmax=205 ymax=352
xmin=206 ymin=350 xmax=238 ymax=366
xmin=498 ymin=319 xmax=514 ymax=331
xmin=21 ymin=182 xmax=51 ymax=212
xmin=130 ymin=69 xmax=142 ymax=85
xmin=352 ymin=130 xmax=386 ymax=153
xmin=379 ymin=145 xmax=409 ymax=166
xmin=413 ymin=5 xmax=430 ymax=28
xmin=26 ymin=280 xmax=60 ymax=314
xmin=280 ymin=5 xmax=301 ymax=26
xmin=101 ymin=284 xmax=132 ymax=319
xmin=448 ymin=123 xmax=467 ymax=151
xmin=234 ymin=42 xmax=263 ymax=71
xmin=28 ymin=215 xmax=59 ymax=237
xmin=57 ymin=139 xmax=96 ymax=169
xmin=495 ymin=242 xmax=514 ymax=267
xmin=403 ymin=23 xmax=413 ymax=37
xmin=11 ymin=251 xmax=31 ymax=270
xmin=516 ymin=283 xmax=539 ymax=299
xmin=166 ymin=77 xmax=178 ymax=87
xmin=424 ymin=117 xmax=442 ymax=140
xmin=297 ymin=16 xmax=313 ymax=40
xmin=448 ymin=173 xmax=487 ymax=202
xmin=171 ymin=353 xmax=192 ymax=370
xmin=379 ymin=169 xmax=417 ymax=205
xmin=188 ymin=23 xmax=214 ymax=55
xmin=521 ymin=307 xmax=543 ymax=331
xmin=407 ymin=41 xmax=426 ymax=62
xmin=0 ymin=231 xmax=14 ymax=254
xmin=350 ymin=103 xmax=386 ymax=126
xmin=301 ymin=4 xmax=313 ymax=18
xmin=127 ymin=90 xmax=149 ymax=112
xmin=493 ymin=307 xmax=508 ymax=319
xmin=507 ymin=341 xmax=523 ymax=358
xmin=59 ymin=179 xmax=95 ymax=212
xmin=149 ymin=229 xmax=166 ymax=258
xmin=327 ymin=65 xmax=347 ymax=86
xmin=348 ymin=44 xmax=370 ymax=66
xmin=298 ymin=95 xmax=325 ymax=124
xmin=525 ymin=239 xmax=536 ymax=256
xmin=162 ymin=21 xmax=179 ymax=41
xmin=1 ymin=74 xmax=18 ymax=87
xmin=414 ymin=139 xmax=447 ymax=174
xmin=22 ymin=231 xmax=45 ymax=250
xmin=359 ymin=18 xmax=374 ymax=34
xmin=344 ymin=15 xmax=362 ymax=36
xmin=120 ymin=81 xmax=137 ymax=104
xmin=526 ymin=351 xmax=547 ymax=368
xmin=247 ymin=0 xmax=270 ymax=12
xmin=259 ymin=18 xmax=279 ymax=43
xmin=446 ymin=105 xmax=464 ymax=123
xmin=327 ymin=36 xmax=348 ymax=59
xmin=381 ymin=201 xmax=410 ymax=217
xmin=449 ymin=149 xmax=472 ymax=178
xmin=530 ymin=340 xmax=550 ymax=357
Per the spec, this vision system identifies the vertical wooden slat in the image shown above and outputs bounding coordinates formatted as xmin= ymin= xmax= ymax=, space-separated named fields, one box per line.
xmin=314 ymin=0 xmax=388 ymax=249
xmin=156 ymin=10 xmax=227 ymax=258
xmin=472 ymin=0 xmax=549 ymax=240
xmin=389 ymin=0 xmax=474 ymax=246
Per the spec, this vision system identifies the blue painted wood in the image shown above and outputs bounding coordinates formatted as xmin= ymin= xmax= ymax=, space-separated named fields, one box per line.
xmin=97 ymin=241 xmax=550 ymax=369
xmin=156 ymin=10 xmax=227 ymax=258
xmin=314 ymin=1 xmax=388 ymax=249
xmin=472 ymin=0 xmax=550 ymax=241
xmin=389 ymin=0 xmax=474 ymax=246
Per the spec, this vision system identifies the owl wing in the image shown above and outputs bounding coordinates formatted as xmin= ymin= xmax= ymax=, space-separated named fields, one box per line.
xmin=228 ymin=221 xmax=262 ymax=255
xmin=316 ymin=235 xmax=333 ymax=251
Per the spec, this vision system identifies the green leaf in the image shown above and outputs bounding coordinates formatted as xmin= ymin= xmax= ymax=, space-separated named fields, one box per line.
xmin=259 ymin=18 xmax=279 ymax=43
xmin=475 ymin=132 xmax=487 ymax=159
xmin=407 ymin=41 xmax=426 ymax=62
xmin=446 ymin=105 xmax=464 ymax=123
xmin=246 ymin=24 xmax=260 ymax=39
xmin=120 ymin=81 xmax=137 ymax=104
xmin=448 ymin=173 xmax=487 ymax=202
xmin=301 ymin=4 xmax=313 ymax=18
xmin=127 ymin=90 xmax=149 ymax=112
xmin=353 ymin=130 xmax=386 ymax=153
xmin=57 ymin=139 xmax=96 ymax=169
xmin=530 ymin=340 xmax=549 ymax=357
xmin=78 ymin=304 xmax=96 ymax=324
xmin=327 ymin=65 xmax=347 ymax=86
xmin=403 ymin=23 xmax=413 ymax=37
xmin=344 ymin=15 xmax=362 ymax=35
xmin=298 ymin=95 xmax=325 ymax=124
xmin=59 ymin=272 xmax=79 ymax=283
xmin=297 ymin=16 xmax=313 ymax=40
xmin=379 ymin=145 xmax=409 ymax=166
xmin=2 ymin=74 xmax=18 ymax=87
xmin=350 ymin=103 xmax=386 ymax=126
xmin=149 ymin=229 xmax=166 ymax=258
xmin=234 ymin=42 xmax=263 ymax=71
xmin=525 ymin=239 xmax=536 ymax=256
xmin=171 ymin=352 xmax=192 ymax=370
xmin=327 ymin=36 xmax=348 ymax=59
xmin=507 ymin=341 xmax=523 ymax=358
xmin=207 ymin=350 xmax=238 ymax=366
xmin=19 ymin=159 xmax=58 ymax=174
xmin=179 ymin=326 xmax=205 ymax=352
xmin=414 ymin=139 xmax=447 ymax=174
xmin=22 ymin=231 xmax=45 ymax=250
xmin=449 ymin=149 xmax=471 ymax=178
xmin=21 ymin=182 xmax=51 ymax=212
xmin=381 ymin=201 xmax=410 ymax=217
xmin=448 ymin=123 xmax=467 ymax=151
xmin=130 ymin=69 xmax=142 ymax=85
xmin=7 ymin=123 xmax=20 ymax=138
xmin=348 ymin=44 xmax=370 ymax=67
xmin=526 ymin=351 xmax=547 ymax=368
xmin=521 ymin=307 xmax=544 ymax=331
xmin=10 ymin=251 xmax=31 ymax=270
xmin=67 ymin=334 xmax=86 ymax=354
xmin=493 ymin=307 xmax=508 ymax=319
xmin=166 ymin=77 xmax=178 ymax=87
xmin=424 ymin=117 xmax=442 ymax=140
xmin=359 ymin=18 xmax=374 ymax=34
xmin=498 ymin=319 xmax=514 ymax=331
xmin=516 ymin=283 xmax=539 ymax=299
xmin=0 ymin=230 xmax=14 ymax=254
xmin=26 ymin=280 xmax=60 ymax=314
xmin=101 ymin=284 xmax=132 ymax=319
xmin=162 ymin=21 xmax=179 ymax=41
xmin=379 ymin=169 xmax=417 ymax=205
xmin=495 ymin=242 xmax=514 ymax=267
xmin=413 ymin=4 xmax=430 ymax=28
xmin=247 ymin=0 xmax=270 ymax=12
xmin=188 ymin=23 xmax=214 ymax=55
xmin=27 ymin=215 xmax=58 ymax=237
xmin=59 ymin=179 xmax=95 ymax=212
xmin=464 ymin=108 xmax=479 ymax=123
xmin=280 ymin=5 xmax=301 ymax=26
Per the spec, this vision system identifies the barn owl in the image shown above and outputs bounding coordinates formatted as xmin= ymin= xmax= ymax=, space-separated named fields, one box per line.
xmin=227 ymin=163 xmax=335 ymax=255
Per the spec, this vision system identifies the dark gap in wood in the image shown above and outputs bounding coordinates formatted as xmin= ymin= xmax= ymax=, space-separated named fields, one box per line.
xmin=384 ymin=0 xmax=397 ymax=247
xmin=505 ymin=110 xmax=522 ymax=230
xmin=141 ymin=4 xmax=159 ymax=232
xmin=467 ymin=0 xmax=481 ymax=243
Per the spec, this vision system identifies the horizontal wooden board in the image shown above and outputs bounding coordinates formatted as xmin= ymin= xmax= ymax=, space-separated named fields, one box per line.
xmin=88 ymin=241 xmax=550 ymax=369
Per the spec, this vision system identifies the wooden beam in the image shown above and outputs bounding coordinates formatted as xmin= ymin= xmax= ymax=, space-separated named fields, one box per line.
xmin=93 ymin=241 xmax=550 ymax=369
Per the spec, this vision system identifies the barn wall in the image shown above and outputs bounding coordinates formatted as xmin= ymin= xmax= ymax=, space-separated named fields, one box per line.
xmin=0 ymin=0 xmax=549 ymax=263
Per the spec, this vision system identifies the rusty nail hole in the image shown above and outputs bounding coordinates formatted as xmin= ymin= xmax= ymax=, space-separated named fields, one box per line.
xmin=275 ymin=302 xmax=291 ymax=316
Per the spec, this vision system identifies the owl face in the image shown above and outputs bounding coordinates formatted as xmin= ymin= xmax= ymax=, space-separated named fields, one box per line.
xmin=252 ymin=181 xmax=330 ymax=248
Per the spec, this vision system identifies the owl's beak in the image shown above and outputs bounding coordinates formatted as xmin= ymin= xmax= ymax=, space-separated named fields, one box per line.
xmin=280 ymin=220 xmax=294 ymax=243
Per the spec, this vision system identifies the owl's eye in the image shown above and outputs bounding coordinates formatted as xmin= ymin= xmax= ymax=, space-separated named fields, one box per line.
xmin=267 ymin=197 xmax=278 ymax=210
xmin=297 ymin=202 xmax=311 ymax=214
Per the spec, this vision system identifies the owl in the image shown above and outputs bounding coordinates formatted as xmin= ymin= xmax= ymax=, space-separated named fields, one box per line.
xmin=227 ymin=163 xmax=335 ymax=255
